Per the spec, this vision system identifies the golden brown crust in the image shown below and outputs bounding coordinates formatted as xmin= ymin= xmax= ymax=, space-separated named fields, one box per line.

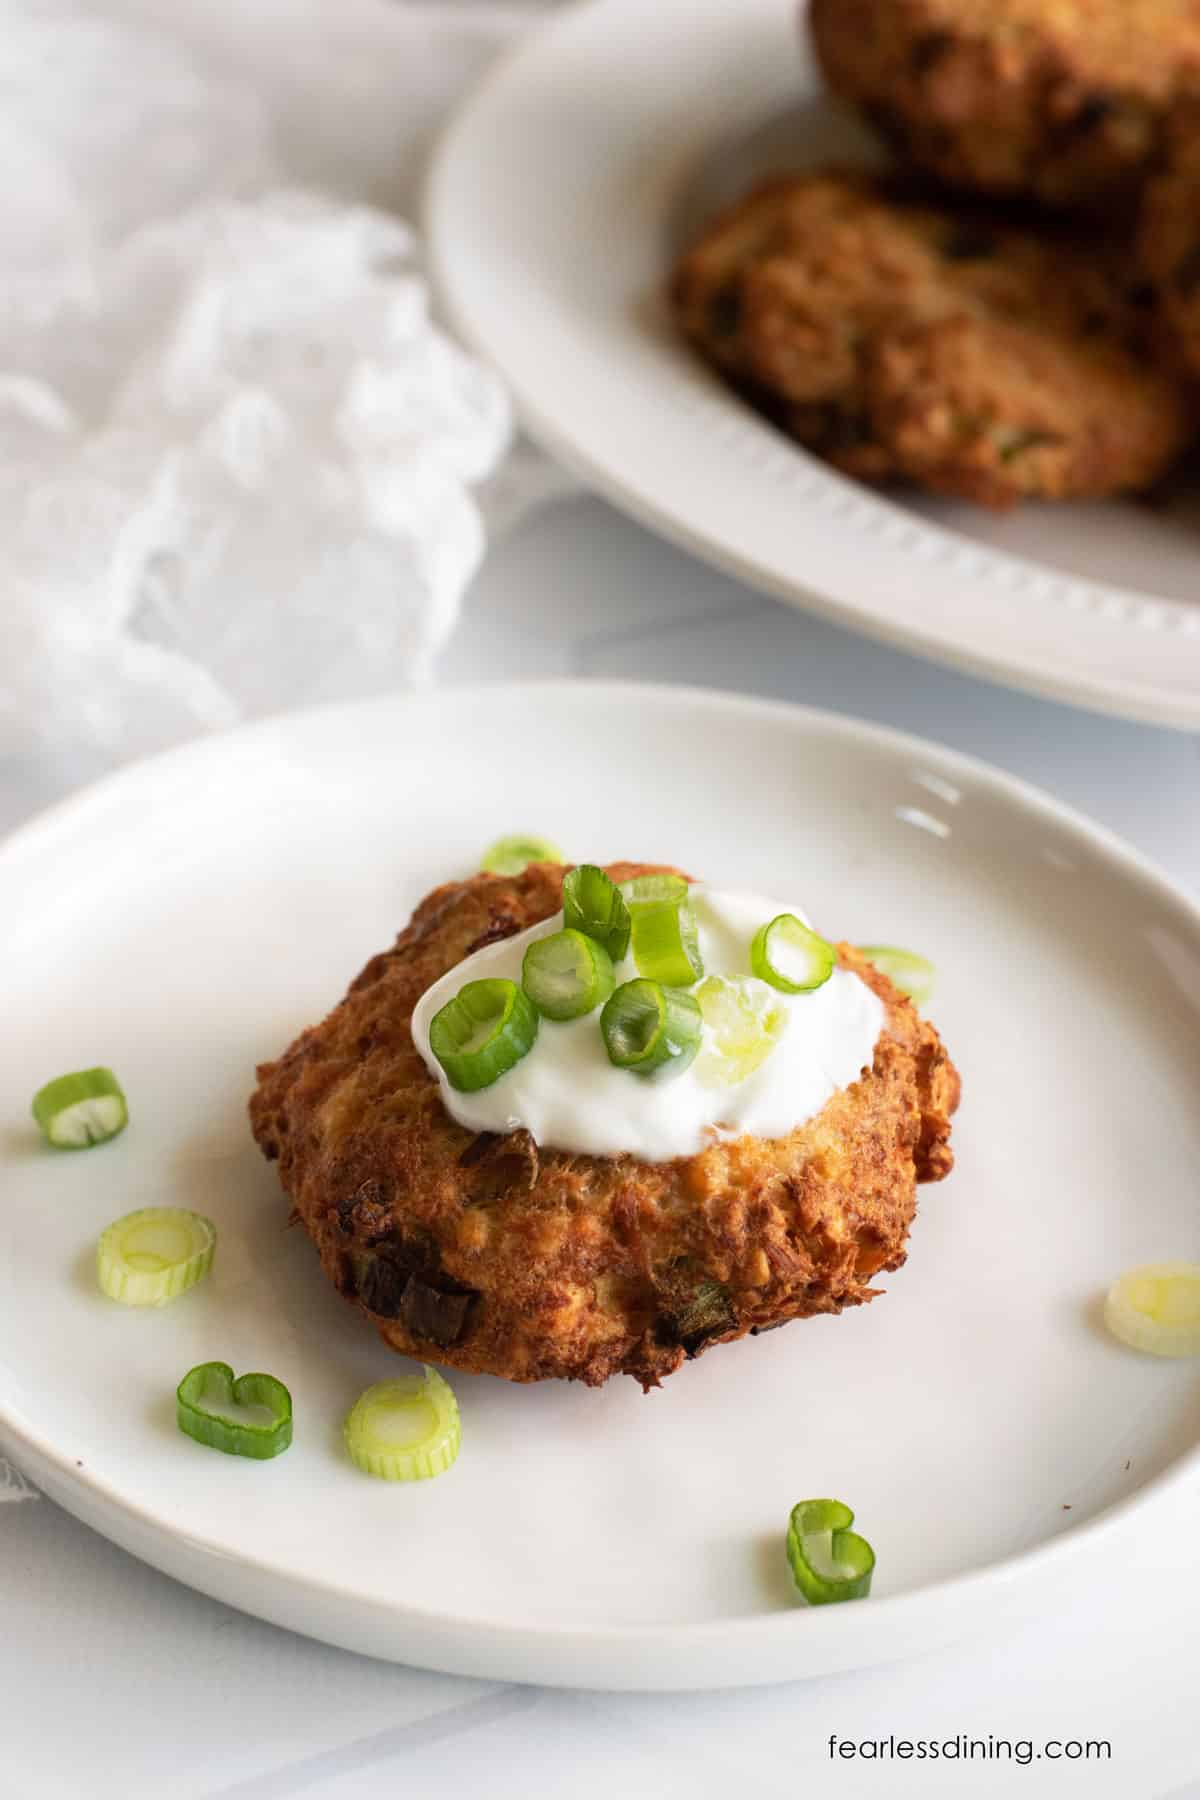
xmin=249 ymin=863 xmax=960 ymax=1390
xmin=671 ymin=170 xmax=1193 ymax=508
xmin=811 ymin=0 xmax=1200 ymax=213
xmin=1139 ymin=97 xmax=1200 ymax=375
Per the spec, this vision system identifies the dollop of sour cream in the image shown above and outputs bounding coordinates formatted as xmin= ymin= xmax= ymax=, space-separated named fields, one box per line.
xmin=411 ymin=888 xmax=885 ymax=1162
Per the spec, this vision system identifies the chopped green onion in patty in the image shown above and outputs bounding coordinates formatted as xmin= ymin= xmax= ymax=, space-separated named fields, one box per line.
xmin=786 ymin=1499 xmax=875 ymax=1605
xmin=32 ymin=1067 xmax=128 ymax=1149
xmin=561 ymin=864 xmax=631 ymax=962
xmin=345 ymin=1368 xmax=461 ymax=1481
xmin=97 ymin=1207 xmax=216 ymax=1307
xmin=600 ymin=978 xmax=702 ymax=1078
xmin=857 ymin=945 xmax=936 ymax=1007
xmin=176 ymin=1362 xmax=292 ymax=1460
xmin=430 ymin=978 xmax=538 ymax=1092
xmin=621 ymin=875 xmax=704 ymax=987
xmin=523 ymin=928 xmax=615 ymax=1021
xmin=480 ymin=834 xmax=564 ymax=876
xmin=751 ymin=914 xmax=834 ymax=995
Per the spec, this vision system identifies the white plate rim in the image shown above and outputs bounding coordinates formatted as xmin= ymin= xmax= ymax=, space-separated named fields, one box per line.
xmin=2 ymin=679 xmax=1199 ymax=1686
xmin=425 ymin=0 xmax=1200 ymax=731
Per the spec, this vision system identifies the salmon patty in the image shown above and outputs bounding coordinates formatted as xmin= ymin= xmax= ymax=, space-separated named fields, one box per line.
xmin=1139 ymin=98 xmax=1200 ymax=376
xmin=810 ymin=0 xmax=1200 ymax=214
xmin=249 ymin=862 xmax=960 ymax=1390
xmin=671 ymin=171 xmax=1191 ymax=508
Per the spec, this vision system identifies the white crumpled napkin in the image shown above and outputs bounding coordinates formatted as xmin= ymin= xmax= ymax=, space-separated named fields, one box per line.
xmin=0 ymin=0 xmax=566 ymax=1502
xmin=3 ymin=191 xmax=515 ymax=755
xmin=0 ymin=0 xmax=566 ymax=766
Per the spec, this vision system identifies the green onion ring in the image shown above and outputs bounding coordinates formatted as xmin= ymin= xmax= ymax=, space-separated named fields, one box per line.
xmin=345 ymin=1368 xmax=461 ymax=1481
xmin=522 ymin=928 xmax=615 ymax=1021
xmin=786 ymin=1499 xmax=875 ymax=1605
xmin=480 ymin=834 xmax=564 ymax=876
xmin=1104 ymin=1263 xmax=1200 ymax=1358
xmin=429 ymin=978 xmax=538 ymax=1092
xmin=176 ymin=1362 xmax=292 ymax=1460
xmin=857 ymin=945 xmax=936 ymax=1007
xmin=32 ymin=1067 xmax=128 ymax=1149
xmin=600 ymin=978 xmax=702 ymax=1078
xmin=619 ymin=873 xmax=689 ymax=906
xmin=620 ymin=875 xmax=704 ymax=987
xmin=750 ymin=914 xmax=835 ymax=994
xmin=97 ymin=1207 xmax=216 ymax=1307
xmin=561 ymin=864 xmax=631 ymax=962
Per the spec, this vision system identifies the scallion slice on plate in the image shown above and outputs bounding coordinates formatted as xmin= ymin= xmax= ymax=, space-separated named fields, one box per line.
xmin=857 ymin=945 xmax=936 ymax=1006
xmin=620 ymin=875 xmax=704 ymax=987
xmin=522 ymin=928 xmax=615 ymax=1021
xmin=32 ymin=1067 xmax=128 ymax=1149
xmin=750 ymin=914 xmax=834 ymax=995
xmin=96 ymin=1207 xmax=216 ymax=1307
xmin=480 ymin=834 xmax=564 ymax=875
xmin=1104 ymin=1263 xmax=1200 ymax=1358
xmin=176 ymin=1362 xmax=292 ymax=1460
xmin=429 ymin=978 xmax=538 ymax=1092
xmin=345 ymin=1368 xmax=461 ymax=1481
xmin=600 ymin=978 xmax=702 ymax=1078
xmin=786 ymin=1499 xmax=875 ymax=1606
xmin=561 ymin=863 xmax=631 ymax=962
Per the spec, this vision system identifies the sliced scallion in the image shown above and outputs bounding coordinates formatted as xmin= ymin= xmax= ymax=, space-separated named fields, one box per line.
xmin=620 ymin=875 xmax=704 ymax=987
xmin=857 ymin=945 xmax=936 ymax=1007
xmin=751 ymin=914 xmax=835 ymax=994
xmin=561 ymin=864 xmax=631 ymax=962
xmin=522 ymin=928 xmax=615 ymax=1021
xmin=429 ymin=978 xmax=538 ymax=1092
xmin=1104 ymin=1263 xmax=1200 ymax=1358
xmin=786 ymin=1499 xmax=875 ymax=1605
xmin=694 ymin=976 xmax=785 ymax=1087
xmin=480 ymin=834 xmax=564 ymax=876
xmin=176 ymin=1362 xmax=292 ymax=1459
xmin=345 ymin=1368 xmax=460 ymax=1481
xmin=32 ymin=1067 xmax=128 ymax=1149
xmin=97 ymin=1207 xmax=216 ymax=1307
xmin=600 ymin=978 xmax=702 ymax=1078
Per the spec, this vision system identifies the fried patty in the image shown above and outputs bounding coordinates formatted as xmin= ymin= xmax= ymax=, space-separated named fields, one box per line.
xmin=671 ymin=171 xmax=1191 ymax=508
xmin=810 ymin=0 xmax=1200 ymax=214
xmin=1139 ymin=99 xmax=1200 ymax=376
xmin=249 ymin=862 xmax=960 ymax=1390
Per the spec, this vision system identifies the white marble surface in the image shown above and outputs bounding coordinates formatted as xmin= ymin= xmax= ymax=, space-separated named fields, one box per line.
xmin=2 ymin=492 xmax=1200 ymax=1799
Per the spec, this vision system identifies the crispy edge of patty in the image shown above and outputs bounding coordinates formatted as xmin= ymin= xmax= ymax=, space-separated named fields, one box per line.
xmin=671 ymin=170 xmax=1193 ymax=507
xmin=1139 ymin=99 xmax=1200 ymax=375
xmin=249 ymin=863 xmax=961 ymax=1390
xmin=810 ymin=0 xmax=1200 ymax=212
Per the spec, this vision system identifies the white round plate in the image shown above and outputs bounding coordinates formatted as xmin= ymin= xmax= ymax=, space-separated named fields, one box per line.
xmin=1 ymin=682 xmax=1198 ymax=1690
xmin=428 ymin=0 xmax=1200 ymax=729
